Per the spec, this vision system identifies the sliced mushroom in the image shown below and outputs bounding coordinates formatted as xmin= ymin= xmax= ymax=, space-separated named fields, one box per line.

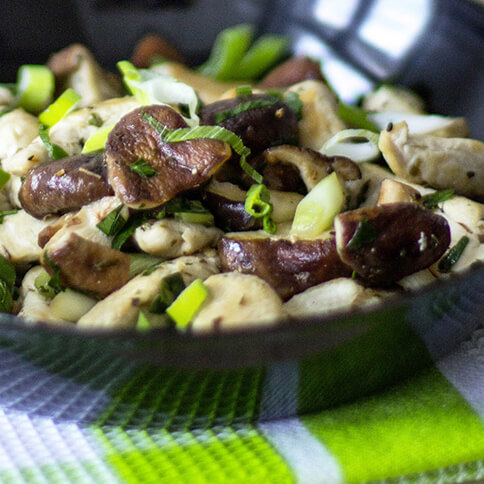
xmin=200 ymin=93 xmax=299 ymax=154
xmin=286 ymin=80 xmax=345 ymax=150
xmin=219 ymin=232 xmax=352 ymax=300
xmin=131 ymin=33 xmax=185 ymax=68
xmin=191 ymin=272 xmax=284 ymax=333
xmin=19 ymin=152 xmax=113 ymax=219
xmin=335 ymin=203 xmax=451 ymax=285
xmin=362 ymin=85 xmax=425 ymax=114
xmin=263 ymin=145 xmax=361 ymax=192
xmin=203 ymin=180 xmax=303 ymax=231
xmin=377 ymin=179 xmax=422 ymax=205
xmin=48 ymin=44 xmax=122 ymax=106
xmin=379 ymin=122 xmax=484 ymax=200
xmin=41 ymin=232 xmax=130 ymax=298
xmin=105 ymin=105 xmax=231 ymax=209
xmin=259 ymin=56 xmax=325 ymax=89
xmin=78 ymin=250 xmax=220 ymax=329
xmin=133 ymin=218 xmax=222 ymax=259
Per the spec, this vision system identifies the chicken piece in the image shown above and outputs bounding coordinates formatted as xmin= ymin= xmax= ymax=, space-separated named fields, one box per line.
xmin=286 ymin=80 xmax=345 ymax=150
xmin=379 ymin=122 xmax=484 ymax=200
xmin=134 ymin=218 xmax=223 ymax=259
xmin=78 ymin=250 xmax=220 ymax=329
xmin=0 ymin=108 xmax=39 ymax=162
xmin=190 ymin=272 xmax=284 ymax=333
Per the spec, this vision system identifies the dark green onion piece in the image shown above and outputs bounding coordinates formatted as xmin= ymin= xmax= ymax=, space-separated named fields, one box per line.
xmin=0 ymin=280 xmax=13 ymax=313
xmin=88 ymin=113 xmax=103 ymax=127
xmin=112 ymin=212 xmax=147 ymax=251
xmin=39 ymin=124 xmax=69 ymax=160
xmin=0 ymin=169 xmax=10 ymax=191
xmin=283 ymin=91 xmax=304 ymax=120
xmin=0 ymin=209 xmax=17 ymax=224
xmin=438 ymin=236 xmax=470 ymax=273
xmin=338 ymin=103 xmax=379 ymax=132
xmin=128 ymin=253 xmax=163 ymax=279
xmin=213 ymin=96 xmax=280 ymax=123
xmin=96 ymin=205 xmax=127 ymax=237
xmin=346 ymin=216 xmax=379 ymax=249
xmin=34 ymin=269 xmax=57 ymax=300
xmin=42 ymin=254 xmax=64 ymax=295
xmin=164 ymin=197 xmax=214 ymax=225
xmin=423 ymin=189 xmax=455 ymax=209
xmin=149 ymin=272 xmax=186 ymax=314
xmin=236 ymin=85 xmax=253 ymax=97
xmin=142 ymin=111 xmax=263 ymax=184
xmin=129 ymin=158 xmax=158 ymax=177
xmin=0 ymin=255 xmax=16 ymax=288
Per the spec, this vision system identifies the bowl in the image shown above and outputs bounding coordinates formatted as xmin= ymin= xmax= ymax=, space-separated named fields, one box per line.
xmin=0 ymin=0 xmax=483 ymax=429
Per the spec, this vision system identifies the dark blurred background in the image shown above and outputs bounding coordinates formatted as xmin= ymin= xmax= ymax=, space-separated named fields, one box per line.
xmin=1 ymin=0 xmax=483 ymax=137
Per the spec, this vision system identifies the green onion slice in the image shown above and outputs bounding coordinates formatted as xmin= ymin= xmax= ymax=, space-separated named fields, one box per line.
xmin=82 ymin=124 xmax=114 ymax=154
xmin=39 ymin=124 xmax=69 ymax=160
xmin=244 ymin=183 xmax=276 ymax=234
xmin=321 ymin=129 xmax=381 ymax=163
xmin=422 ymin=189 xmax=455 ymax=209
xmin=0 ymin=280 xmax=13 ymax=313
xmin=213 ymin=96 xmax=280 ymax=123
xmin=96 ymin=205 xmax=128 ymax=236
xmin=128 ymin=253 xmax=163 ymax=279
xmin=142 ymin=111 xmax=263 ymax=184
xmin=346 ymin=216 xmax=379 ymax=249
xmin=112 ymin=212 xmax=147 ymax=250
xmin=291 ymin=172 xmax=345 ymax=238
xmin=198 ymin=24 xmax=253 ymax=80
xmin=38 ymin=88 xmax=81 ymax=128
xmin=236 ymin=85 xmax=253 ymax=97
xmin=438 ymin=236 xmax=470 ymax=273
xmin=136 ymin=311 xmax=151 ymax=331
xmin=0 ymin=209 xmax=18 ymax=224
xmin=166 ymin=278 xmax=208 ymax=329
xmin=0 ymin=255 xmax=16 ymax=288
xmin=0 ymin=169 xmax=10 ymax=191
xmin=41 ymin=254 xmax=64 ymax=296
xmin=34 ymin=269 xmax=58 ymax=300
xmin=16 ymin=65 xmax=55 ymax=114
xmin=118 ymin=60 xmax=200 ymax=126
xmin=129 ymin=158 xmax=158 ymax=177
xmin=150 ymin=272 xmax=185 ymax=314
xmin=338 ymin=103 xmax=379 ymax=132
xmin=88 ymin=113 xmax=103 ymax=127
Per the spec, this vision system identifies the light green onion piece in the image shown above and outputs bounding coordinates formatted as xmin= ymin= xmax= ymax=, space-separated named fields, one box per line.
xmin=198 ymin=24 xmax=253 ymax=80
xmin=34 ymin=269 xmax=57 ymax=300
xmin=244 ymin=183 xmax=276 ymax=234
xmin=236 ymin=85 xmax=253 ymax=97
xmin=137 ymin=311 xmax=151 ymax=331
xmin=38 ymin=88 xmax=81 ymax=127
xmin=81 ymin=124 xmax=114 ymax=154
xmin=0 ymin=169 xmax=10 ymax=191
xmin=118 ymin=60 xmax=200 ymax=126
xmin=291 ymin=172 xmax=345 ymax=238
xmin=166 ymin=278 xmax=208 ymax=329
xmin=50 ymin=289 xmax=97 ymax=322
xmin=16 ymin=65 xmax=55 ymax=114
xmin=338 ymin=103 xmax=378 ymax=132
xmin=320 ymin=129 xmax=381 ymax=163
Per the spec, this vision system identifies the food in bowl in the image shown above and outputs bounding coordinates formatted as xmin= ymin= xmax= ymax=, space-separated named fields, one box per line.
xmin=0 ymin=26 xmax=483 ymax=333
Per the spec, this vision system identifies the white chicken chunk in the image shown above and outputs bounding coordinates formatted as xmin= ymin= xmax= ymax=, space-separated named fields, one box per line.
xmin=0 ymin=108 xmax=39 ymax=162
xmin=3 ymin=97 xmax=140 ymax=177
xmin=134 ymin=218 xmax=222 ymax=259
xmin=0 ymin=210 xmax=56 ymax=263
xmin=190 ymin=272 xmax=284 ymax=333
xmin=287 ymin=80 xmax=345 ymax=150
xmin=379 ymin=122 xmax=484 ymax=200
xmin=78 ymin=251 xmax=221 ymax=329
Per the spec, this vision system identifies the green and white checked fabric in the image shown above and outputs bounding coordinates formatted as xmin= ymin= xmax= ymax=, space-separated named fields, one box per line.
xmin=1 ymin=329 xmax=484 ymax=483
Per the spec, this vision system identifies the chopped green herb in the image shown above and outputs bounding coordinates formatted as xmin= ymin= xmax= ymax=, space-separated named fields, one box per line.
xmin=0 ymin=168 xmax=10 ymax=190
xmin=338 ymin=103 xmax=379 ymax=132
xmin=166 ymin=278 xmax=208 ymax=329
xmin=112 ymin=212 xmax=147 ymax=250
xmin=236 ymin=85 xmax=253 ymax=97
xmin=423 ymin=189 xmax=455 ymax=209
xmin=128 ymin=253 xmax=163 ymax=279
xmin=0 ymin=280 xmax=13 ymax=313
xmin=0 ymin=255 xmax=16 ymax=288
xmin=34 ymin=269 xmax=57 ymax=300
xmin=129 ymin=158 xmax=158 ymax=177
xmin=96 ymin=205 xmax=127 ymax=236
xmin=438 ymin=236 xmax=469 ymax=273
xmin=42 ymin=253 xmax=64 ymax=295
xmin=213 ymin=96 xmax=280 ymax=123
xmin=150 ymin=272 xmax=186 ymax=314
xmin=0 ymin=209 xmax=17 ymax=224
xmin=88 ymin=113 xmax=103 ymax=127
xmin=136 ymin=311 xmax=151 ymax=331
xmin=346 ymin=216 xmax=379 ymax=249
xmin=283 ymin=91 xmax=303 ymax=120
xmin=39 ymin=124 xmax=69 ymax=160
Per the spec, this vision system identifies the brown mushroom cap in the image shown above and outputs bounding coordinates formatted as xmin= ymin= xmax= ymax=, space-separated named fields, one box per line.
xmin=19 ymin=153 xmax=113 ymax=219
xmin=42 ymin=233 xmax=130 ymax=298
xmin=105 ymin=105 xmax=232 ymax=209
xmin=335 ymin=202 xmax=451 ymax=286
xmin=218 ymin=235 xmax=352 ymax=300
xmin=200 ymin=94 xmax=299 ymax=154
xmin=130 ymin=33 xmax=186 ymax=68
